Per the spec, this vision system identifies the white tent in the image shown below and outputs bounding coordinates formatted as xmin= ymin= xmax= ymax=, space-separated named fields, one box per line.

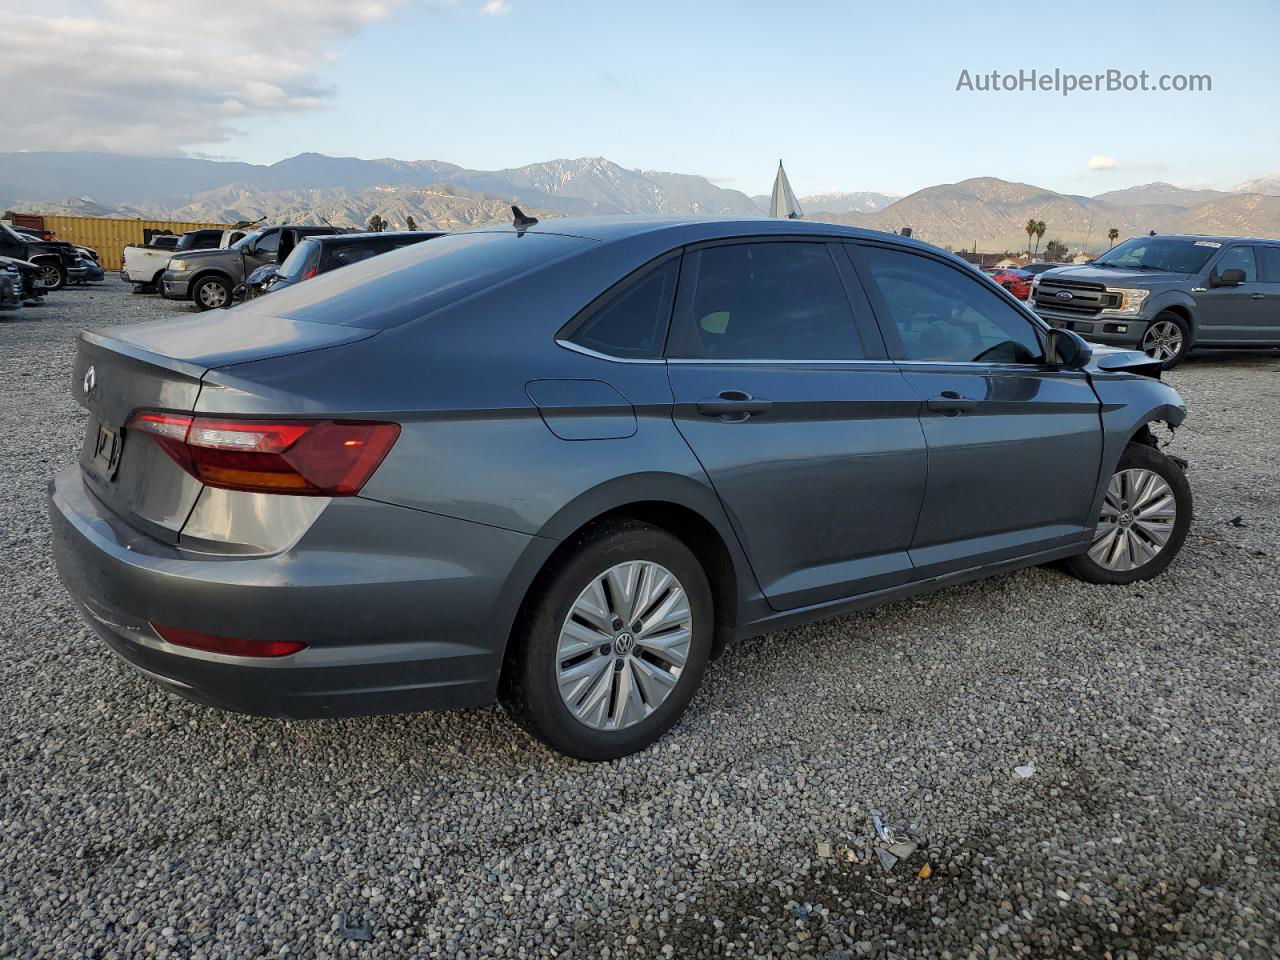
xmin=769 ymin=160 xmax=802 ymax=219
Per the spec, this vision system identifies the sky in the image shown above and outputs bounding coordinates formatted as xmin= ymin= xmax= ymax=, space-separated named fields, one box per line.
xmin=3 ymin=0 xmax=1278 ymax=199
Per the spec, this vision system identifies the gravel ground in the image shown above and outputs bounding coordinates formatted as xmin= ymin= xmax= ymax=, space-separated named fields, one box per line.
xmin=1 ymin=279 xmax=1277 ymax=959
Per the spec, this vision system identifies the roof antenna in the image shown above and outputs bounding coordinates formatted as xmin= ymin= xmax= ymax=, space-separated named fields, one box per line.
xmin=511 ymin=205 xmax=538 ymax=230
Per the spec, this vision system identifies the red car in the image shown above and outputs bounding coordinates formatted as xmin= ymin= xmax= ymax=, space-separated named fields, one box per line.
xmin=982 ymin=267 xmax=1033 ymax=300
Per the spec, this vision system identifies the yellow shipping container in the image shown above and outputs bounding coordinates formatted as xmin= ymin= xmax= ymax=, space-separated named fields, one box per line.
xmin=35 ymin=215 xmax=230 ymax=272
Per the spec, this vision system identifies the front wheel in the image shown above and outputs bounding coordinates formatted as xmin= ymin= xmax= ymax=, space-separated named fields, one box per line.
xmin=36 ymin=261 xmax=66 ymax=291
xmin=507 ymin=520 xmax=713 ymax=760
xmin=192 ymin=275 xmax=231 ymax=310
xmin=1065 ymin=442 xmax=1191 ymax=585
xmin=1140 ymin=312 xmax=1191 ymax=369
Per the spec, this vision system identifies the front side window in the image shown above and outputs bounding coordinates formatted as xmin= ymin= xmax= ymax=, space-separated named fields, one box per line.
xmin=567 ymin=259 xmax=678 ymax=359
xmin=1215 ymin=245 xmax=1257 ymax=282
xmin=254 ymin=231 xmax=281 ymax=257
xmin=860 ymin=245 xmax=1044 ymax=364
xmin=667 ymin=242 xmax=862 ymax=360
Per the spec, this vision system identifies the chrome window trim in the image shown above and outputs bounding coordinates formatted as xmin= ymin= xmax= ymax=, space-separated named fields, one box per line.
xmin=665 ymin=357 xmax=896 ymax=366
xmin=555 ymin=339 xmax=665 ymax=364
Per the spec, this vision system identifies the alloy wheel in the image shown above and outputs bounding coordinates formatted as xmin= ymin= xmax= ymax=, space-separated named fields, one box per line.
xmin=1141 ymin=320 xmax=1183 ymax=362
xmin=38 ymin=264 xmax=60 ymax=289
xmin=198 ymin=281 xmax=227 ymax=309
xmin=555 ymin=560 xmax=692 ymax=731
xmin=1088 ymin=467 xmax=1178 ymax=572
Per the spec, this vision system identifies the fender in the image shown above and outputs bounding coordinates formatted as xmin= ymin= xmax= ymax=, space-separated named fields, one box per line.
xmin=1087 ymin=371 xmax=1188 ymax=533
xmin=1144 ymin=290 xmax=1198 ymax=332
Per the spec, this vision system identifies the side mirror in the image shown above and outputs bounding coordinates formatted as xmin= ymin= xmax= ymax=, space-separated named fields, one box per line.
xmin=1046 ymin=327 xmax=1092 ymax=370
xmin=1211 ymin=268 xmax=1245 ymax=287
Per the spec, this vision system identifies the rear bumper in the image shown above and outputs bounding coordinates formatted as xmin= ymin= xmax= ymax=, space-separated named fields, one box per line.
xmin=48 ymin=464 xmax=554 ymax=719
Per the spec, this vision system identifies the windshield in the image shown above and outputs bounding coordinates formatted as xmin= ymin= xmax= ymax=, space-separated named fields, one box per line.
xmin=1092 ymin=237 xmax=1219 ymax=274
xmin=230 ymin=229 xmax=263 ymax=251
xmin=277 ymin=238 xmax=318 ymax=280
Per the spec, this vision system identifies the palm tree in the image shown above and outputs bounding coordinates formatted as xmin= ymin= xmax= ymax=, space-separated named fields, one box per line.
xmin=1107 ymin=227 xmax=1119 ymax=248
xmin=1033 ymin=221 xmax=1047 ymax=257
xmin=1024 ymin=218 xmax=1038 ymax=257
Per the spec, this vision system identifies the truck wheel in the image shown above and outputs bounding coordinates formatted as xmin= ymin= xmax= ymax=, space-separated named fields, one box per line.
xmin=1140 ymin=312 xmax=1191 ymax=369
xmin=192 ymin=276 xmax=231 ymax=311
xmin=36 ymin=261 xmax=67 ymax=291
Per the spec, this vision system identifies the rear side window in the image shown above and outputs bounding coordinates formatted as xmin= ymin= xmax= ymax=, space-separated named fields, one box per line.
xmin=1258 ymin=247 xmax=1280 ymax=282
xmin=325 ymin=242 xmax=384 ymax=269
xmin=667 ymin=242 xmax=863 ymax=360
xmin=248 ymin=231 xmax=592 ymax=329
xmin=565 ymin=259 xmax=678 ymax=359
xmin=1215 ymin=245 xmax=1257 ymax=282
xmin=860 ymin=245 xmax=1044 ymax=364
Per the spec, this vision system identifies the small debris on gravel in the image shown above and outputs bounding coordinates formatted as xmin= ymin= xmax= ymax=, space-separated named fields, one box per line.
xmin=1013 ymin=761 xmax=1037 ymax=778
xmin=1 ymin=281 xmax=1278 ymax=958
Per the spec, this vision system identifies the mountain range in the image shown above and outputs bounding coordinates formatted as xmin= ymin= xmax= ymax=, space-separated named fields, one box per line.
xmin=3 ymin=152 xmax=1279 ymax=254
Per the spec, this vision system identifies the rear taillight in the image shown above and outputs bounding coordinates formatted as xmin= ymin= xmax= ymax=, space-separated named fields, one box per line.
xmin=152 ymin=623 xmax=305 ymax=658
xmin=127 ymin=413 xmax=399 ymax=496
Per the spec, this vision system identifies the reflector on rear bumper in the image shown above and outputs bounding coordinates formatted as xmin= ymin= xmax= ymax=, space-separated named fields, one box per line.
xmin=152 ymin=623 xmax=305 ymax=658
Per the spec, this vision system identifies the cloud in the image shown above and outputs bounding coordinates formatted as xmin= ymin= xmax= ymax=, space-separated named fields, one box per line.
xmin=481 ymin=0 xmax=511 ymax=13
xmin=1087 ymin=155 xmax=1117 ymax=171
xmin=0 ymin=0 xmax=424 ymax=154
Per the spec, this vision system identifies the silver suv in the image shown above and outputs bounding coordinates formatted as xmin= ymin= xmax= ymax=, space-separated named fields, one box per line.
xmin=1030 ymin=235 xmax=1280 ymax=367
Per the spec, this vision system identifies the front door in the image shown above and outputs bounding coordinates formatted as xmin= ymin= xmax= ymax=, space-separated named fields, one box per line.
xmin=852 ymin=241 xmax=1103 ymax=579
xmin=665 ymin=239 xmax=928 ymax=611
xmin=1197 ymin=245 xmax=1271 ymax=343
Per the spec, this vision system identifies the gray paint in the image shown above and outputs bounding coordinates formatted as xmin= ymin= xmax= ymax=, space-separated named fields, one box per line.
xmin=50 ymin=216 xmax=1189 ymax=719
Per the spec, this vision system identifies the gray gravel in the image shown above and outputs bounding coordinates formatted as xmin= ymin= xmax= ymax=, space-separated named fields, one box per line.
xmin=2 ymin=279 xmax=1278 ymax=959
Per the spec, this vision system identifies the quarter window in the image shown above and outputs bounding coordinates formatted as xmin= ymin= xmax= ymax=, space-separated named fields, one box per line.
xmin=667 ymin=242 xmax=863 ymax=360
xmin=567 ymin=259 xmax=678 ymax=359
xmin=1216 ymin=245 xmax=1257 ymax=282
xmin=859 ymin=245 xmax=1044 ymax=364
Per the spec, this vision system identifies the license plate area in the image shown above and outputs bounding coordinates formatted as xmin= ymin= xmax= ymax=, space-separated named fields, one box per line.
xmin=92 ymin=423 xmax=123 ymax=480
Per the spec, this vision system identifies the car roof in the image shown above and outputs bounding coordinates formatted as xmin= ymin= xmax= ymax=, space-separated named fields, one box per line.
xmin=464 ymin=214 xmax=949 ymax=256
xmin=1134 ymin=233 xmax=1280 ymax=246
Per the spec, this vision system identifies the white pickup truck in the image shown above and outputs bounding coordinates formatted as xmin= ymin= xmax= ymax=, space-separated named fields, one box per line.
xmin=120 ymin=228 xmax=248 ymax=292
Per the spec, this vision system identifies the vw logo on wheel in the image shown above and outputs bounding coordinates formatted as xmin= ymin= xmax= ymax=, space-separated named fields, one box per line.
xmin=1055 ymin=290 xmax=1074 ymax=302
xmin=82 ymin=365 xmax=96 ymax=397
xmin=612 ymin=632 xmax=635 ymax=656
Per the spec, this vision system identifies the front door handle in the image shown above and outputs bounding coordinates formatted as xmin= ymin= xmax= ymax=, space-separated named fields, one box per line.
xmin=926 ymin=391 xmax=978 ymax=415
xmin=697 ymin=390 xmax=773 ymax=421
xmin=1251 ymin=293 xmax=1266 ymax=300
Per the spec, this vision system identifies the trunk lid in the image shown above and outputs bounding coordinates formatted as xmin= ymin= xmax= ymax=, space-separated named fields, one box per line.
xmin=71 ymin=316 xmax=378 ymax=542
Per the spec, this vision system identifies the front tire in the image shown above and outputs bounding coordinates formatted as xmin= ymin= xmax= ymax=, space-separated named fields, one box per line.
xmin=36 ymin=261 xmax=66 ymax=291
xmin=192 ymin=275 xmax=231 ymax=311
xmin=508 ymin=519 xmax=714 ymax=761
xmin=1140 ymin=311 xmax=1191 ymax=369
xmin=1065 ymin=442 xmax=1191 ymax=585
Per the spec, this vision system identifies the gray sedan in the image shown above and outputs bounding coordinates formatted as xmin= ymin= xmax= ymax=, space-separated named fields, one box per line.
xmin=49 ymin=216 xmax=1192 ymax=760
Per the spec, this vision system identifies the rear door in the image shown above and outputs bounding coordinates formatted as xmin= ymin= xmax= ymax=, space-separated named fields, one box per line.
xmin=1251 ymin=245 xmax=1280 ymax=343
xmin=665 ymin=238 xmax=928 ymax=610
xmin=852 ymin=241 xmax=1102 ymax=579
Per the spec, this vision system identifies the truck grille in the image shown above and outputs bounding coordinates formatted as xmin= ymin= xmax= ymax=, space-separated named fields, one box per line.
xmin=1032 ymin=278 xmax=1121 ymax=318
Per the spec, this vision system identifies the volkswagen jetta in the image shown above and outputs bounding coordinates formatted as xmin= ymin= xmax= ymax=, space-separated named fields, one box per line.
xmin=50 ymin=216 xmax=1192 ymax=760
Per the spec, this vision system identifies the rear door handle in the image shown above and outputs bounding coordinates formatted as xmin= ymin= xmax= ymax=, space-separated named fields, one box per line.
xmin=1251 ymin=293 xmax=1266 ymax=300
xmin=697 ymin=390 xmax=773 ymax=420
xmin=926 ymin=391 xmax=978 ymax=414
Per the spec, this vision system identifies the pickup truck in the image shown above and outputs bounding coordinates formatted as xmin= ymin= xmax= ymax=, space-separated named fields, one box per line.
xmin=161 ymin=225 xmax=343 ymax=310
xmin=121 ymin=228 xmax=247 ymax=293
xmin=1031 ymin=233 xmax=1280 ymax=368
xmin=0 ymin=222 xmax=81 ymax=290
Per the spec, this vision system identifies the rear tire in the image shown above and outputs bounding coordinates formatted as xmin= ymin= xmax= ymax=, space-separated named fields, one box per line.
xmin=507 ymin=519 xmax=713 ymax=761
xmin=1140 ymin=311 xmax=1191 ymax=369
xmin=1065 ymin=442 xmax=1191 ymax=585
xmin=36 ymin=261 xmax=66 ymax=291
xmin=192 ymin=275 xmax=231 ymax=311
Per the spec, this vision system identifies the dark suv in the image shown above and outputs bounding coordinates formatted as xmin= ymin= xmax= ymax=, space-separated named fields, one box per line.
xmin=0 ymin=222 xmax=80 ymax=291
xmin=251 ymin=230 xmax=443 ymax=297
xmin=1031 ymin=234 xmax=1280 ymax=367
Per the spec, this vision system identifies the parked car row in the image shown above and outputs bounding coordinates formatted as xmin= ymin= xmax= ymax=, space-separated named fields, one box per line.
xmin=1029 ymin=233 xmax=1280 ymax=367
xmin=0 ymin=222 xmax=100 ymax=292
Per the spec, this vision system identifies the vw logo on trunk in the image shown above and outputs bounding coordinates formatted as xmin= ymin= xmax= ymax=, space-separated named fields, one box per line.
xmin=1055 ymin=290 xmax=1074 ymax=302
xmin=82 ymin=365 xmax=96 ymax=397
